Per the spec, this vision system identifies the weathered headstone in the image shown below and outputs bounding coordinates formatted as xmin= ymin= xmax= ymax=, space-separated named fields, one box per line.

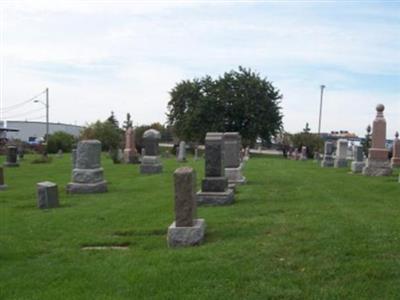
xmin=66 ymin=140 xmax=108 ymax=193
xmin=362 ymin=104 xmax=392 ymax=176
xmin=167 ymin=167 xmax=205 ymax=247
xmin=300 ymin=146 xmax=307 ymax=161
xmin=123 ymin=127 xmax=139 ymax=164
xmin=244 ymin=147 xmax=250 ymax=161
xmin=57 ymin=149 xmax=63 ymax=158
xmin=314 ymin=151 xmax=321 ymax=162
xmin=3 ymin=146 xmax=19 ymax=167
xmin=391 ymin=132 xmax=400 ymax=168
xmin=351 ymin=145 xmax=365 ymax=173
xmin=334 ymin=139 xmax=348 ymax=168
xmin=177 ymin=141 xmax=187 ymax=162
xmin=293 ymin=148 xmax=300 ymax=160
xmin=224 ymin=132 xmax=246 ymax=185
xmin=321 ymin=141 xmax=334 ymax=167
xmin=37 ymin=181 xmax=59 ymax=209
xmin=0 ymin=167 xmax=7 ymax=190
xmin=197 ymin=133 xmax=234 ymax=205
xmin=140 ymin=129 xmax=162 ymax=174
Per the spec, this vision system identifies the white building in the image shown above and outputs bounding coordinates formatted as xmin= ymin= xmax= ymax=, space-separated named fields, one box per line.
xmin=0 ymin=120 xmax=83 ymax=142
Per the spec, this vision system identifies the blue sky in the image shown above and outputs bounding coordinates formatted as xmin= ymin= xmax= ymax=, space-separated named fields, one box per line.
xmin=1 ymin=0 xmax=399 ymax=136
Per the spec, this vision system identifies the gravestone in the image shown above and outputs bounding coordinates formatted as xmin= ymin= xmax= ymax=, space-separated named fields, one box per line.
xmin=194 ymin=147 xmax=199 ymax=161
xmin=167 ymin=167 xmax=205 ymax=247
xmin=224 ymin=132 xmax=246 ymax=185
xmin=314 ymin=151 xmax=321 ymax=162
xmin=351 ymin=145 xmax=365 ymax=173
xmin=0 ymin=167 xmax=7 ymax=190
xmin=244 ymin=147 xmax=250 ymax=161
xmin=391 ymin=132 xmax=400 ymax=168
xmin=334 ymin=139 xmax=348 ymax=168
xmin=300 ymin=146 xmax=307 ymax=161
xmin=177 ymin=141 xmax=187 ymax=162
xmin=197 ymin=133 xmax=234 ymax=205
xmin=362 ymin=104 xmax=392 ymax=176
xmin=123 ymin=127 xmax=139 ymax=164
xmin=66 ymin=140 xmax=108 ymax=193
xmin=3 ymin=146 xmax=19 ymax=167
xmin=140 ymin=129 xmax=162 ymax=174
xmin=57 ymin=149 xmax=63 ymax=158
xmin=293 ymin=148 xmax=300 ymax=160
xmin=321 ymin=141 xmax=334 ymax=167
xmin=37 ymin=181 xmax=59 ymax=209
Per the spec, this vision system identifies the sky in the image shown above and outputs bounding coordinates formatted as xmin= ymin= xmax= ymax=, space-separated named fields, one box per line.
xmin=0 ymin=0 xmax=399 ymax=136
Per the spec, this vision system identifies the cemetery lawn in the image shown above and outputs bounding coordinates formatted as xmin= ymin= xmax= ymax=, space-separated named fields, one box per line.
xmin=1 ymin=154 xmax=400 ymax=300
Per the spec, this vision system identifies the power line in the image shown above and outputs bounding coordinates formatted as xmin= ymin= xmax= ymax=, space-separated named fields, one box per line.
xmin=3 ymin=106 xmax=45 ymax=119
xmin=1 ymin=90 xmax=46 ymax=113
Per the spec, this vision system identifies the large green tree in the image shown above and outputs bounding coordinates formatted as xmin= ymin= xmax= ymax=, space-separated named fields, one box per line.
xmin=166 ymin=67 xmax=283 ymax=145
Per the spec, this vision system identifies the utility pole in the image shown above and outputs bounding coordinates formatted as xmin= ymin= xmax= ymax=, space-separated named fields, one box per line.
xmin=318 ymin=85 xmax=325 ymax=136
xmin=45 ymin=87 xmax=49 ymax=144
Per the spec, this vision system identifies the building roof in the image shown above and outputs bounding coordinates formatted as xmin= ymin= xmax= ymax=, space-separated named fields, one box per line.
xmin=0 ymin=127 xmax=19 ymax=132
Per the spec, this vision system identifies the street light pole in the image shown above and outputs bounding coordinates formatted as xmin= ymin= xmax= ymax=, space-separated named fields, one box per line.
xmin=318 ymin=85 xmax=325 ymax=136
xmin=45 ymin=87 xmax=49 ymax=144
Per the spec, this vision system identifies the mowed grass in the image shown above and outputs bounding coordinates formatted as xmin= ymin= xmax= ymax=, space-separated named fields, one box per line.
xmin=0 ymin=153 xmax=399 ymax=299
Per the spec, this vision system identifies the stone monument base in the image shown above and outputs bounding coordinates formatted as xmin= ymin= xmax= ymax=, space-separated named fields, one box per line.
xmin=140 ymin=156 xmax=163 ymax=174
xmin=196 ymin=189 xmax=234 ymax=206
xmin=225 ymin=167 xmax=246 ymax=185
xmin=391 ymin=158 xmax=400 ymax=168
xmin=351 ymin=162 xmax=365 ymax=173
xmin=334 ymin=159 xmax=348 ymax=168
xmin=167 ymin=219 xmax=206 ymax=248
xmin=321 ymin=157 xmax=334 ymax=167
xmin=362 ymin=159 xmax=392 ymax=176
xmin=0 ymin=184 xmax=7 ymax=190
xmin=66 ymin=180 xmax=108 ymax=194
xmin=3 ymin=162 xmax=19 ymax=167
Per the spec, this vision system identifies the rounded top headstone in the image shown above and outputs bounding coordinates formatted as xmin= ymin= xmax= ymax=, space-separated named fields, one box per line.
xmin=143 ymin=129 xmax=161 ymax=139
xmin=376 ymin=104 xmax=385 ymax=112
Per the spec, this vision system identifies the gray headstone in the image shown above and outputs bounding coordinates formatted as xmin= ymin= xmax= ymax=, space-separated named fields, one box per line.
xmin=205 ymin=133 xmax=225 ymax=177
xmin=177 ymin=141 xmax=187 ymax=162
xmin=4 ymin=146 xmax=19 ymax=167
xmin=140 ymin=129 xmax=162 ymax=174
xmin=37 ymin=181 xmax=59 ymax=209
xmin=174 ymin=167 xmax=196 ymax=227
xmin=224 ymin=132 xmax=241 ymax=168
xmin=143 ymin=129 xmax=161 ymax=156
xmin=321 ymin=141 xmax=334 ymax=167
xmin=334 ymin=139 xmax=348 ymax=168
xmin=66 ymin=140 xmax=107 ymax=194
xmin=354 ymin=145 xmax=364 ymax=162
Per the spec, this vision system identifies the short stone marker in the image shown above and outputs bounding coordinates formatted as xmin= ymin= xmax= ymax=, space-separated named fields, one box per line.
xmin=334 ymin=139 xmax=348 ymax=168
xmin=167 ymin=167 xmax=205 ymax=247
xmin=362 ymin=104 xmax=392 ymax=176
xmin=351 ymin=145 xmax=365 ymax=173
xmin=177 ymin=141 xmax=187 ymax=162
xmin=197 ymin=133 xmax=234 ymax=205
xmin=224 ymin=132 xmax=246 ymax=185
xmin=37 ymin=181 xmax=59 ymax=209
xmin=321 ymin=141 xmax=334 ymax=167
xmin=66 ymin=140 xmax=108 ymax=193
xmin=124 ymin=127 xmax=140 ymax=164
xmin=3 ymin=146 xmax=19 ymax=167
xmin=391 ymin=132 xmax=400 ymax=168
xmin=194 ymin=147 xmax=199 ymax=161
xmin=57 ymin=149 xmax=63 ymax=158
xmin=0 ymin=167 xmax=7 ymax=190
xmin=140 ymin=129 xmax=163 ymax=174
xmin=300 ymin=146 xmax=307 ymax=161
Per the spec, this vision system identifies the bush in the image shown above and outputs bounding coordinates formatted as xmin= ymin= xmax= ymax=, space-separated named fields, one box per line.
xmin=290 ymin=133 xmax=324 ymax=158
xmin=47 ymin=131 xmax=76 ymax=154
xmin=80 ymin=121 xmax=123 ymax=151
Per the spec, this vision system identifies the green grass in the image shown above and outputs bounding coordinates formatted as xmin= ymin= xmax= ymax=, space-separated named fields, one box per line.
xmin=1 ymin=154 xmax=399 ymax=299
